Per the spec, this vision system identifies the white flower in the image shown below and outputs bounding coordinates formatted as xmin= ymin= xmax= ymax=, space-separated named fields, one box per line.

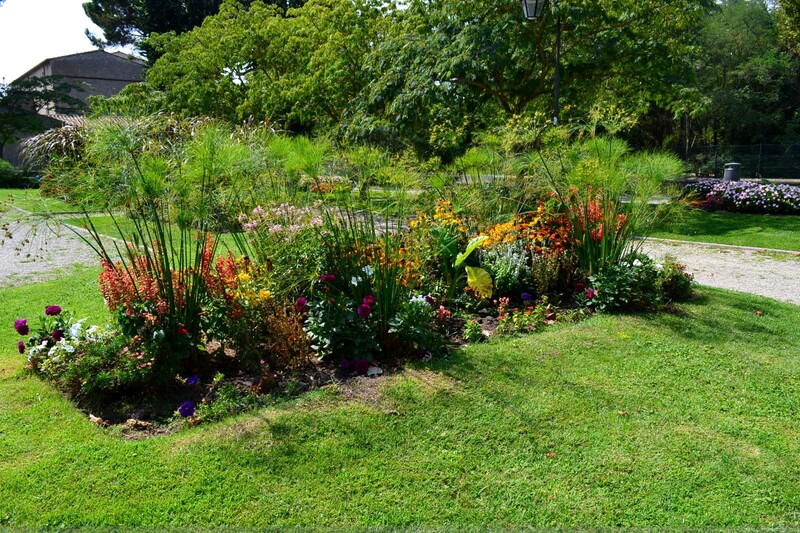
xmin=351 ymin=276 xmax=363 ymax=286
xmin=409 ymin=294 xmax=431 ymax=306
xmin=362 ymin=265 xmax=374 ymax=277
xmin=68 ymin=319 xmax=86 ymax=339
xmin=655 ymin=263 xmax=664 ymax=271
xmin=632 ymin=259 xmax=642 ymax=267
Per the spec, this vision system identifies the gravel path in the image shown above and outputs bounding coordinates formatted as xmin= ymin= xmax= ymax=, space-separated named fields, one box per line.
xmin=3 ymin=217 xmax=800 ymax=305
xmin=641 ymin=238 xmax=800 ymax=305
xmin=0 ymin=219 xmax=101 ymax=288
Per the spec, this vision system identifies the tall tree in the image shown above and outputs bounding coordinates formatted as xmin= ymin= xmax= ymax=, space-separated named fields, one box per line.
xmin=82 ymin=0 xmax=284 ymax=59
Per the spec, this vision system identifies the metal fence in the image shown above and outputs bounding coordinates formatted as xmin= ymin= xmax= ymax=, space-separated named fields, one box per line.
xmin=683 ymin=144 xmax=800 ymax=180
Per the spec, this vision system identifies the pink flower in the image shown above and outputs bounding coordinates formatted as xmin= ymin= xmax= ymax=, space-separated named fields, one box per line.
xmin=357 ymin=303 xmax=372 ymax=319
xmin=320 ymin=273 xmax=336 ymax=284
xmin=362 ymin=295 xmax=376 ymax=306
xmin=586 ymin=288 xmax=595 ymax=299
xmin=295 ymin=297 xmax=308 ymax=313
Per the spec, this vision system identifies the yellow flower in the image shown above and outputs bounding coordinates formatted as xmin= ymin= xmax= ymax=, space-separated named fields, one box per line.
xmin=238 ymin=273 xmax=251 ymax=282
xmin=259 ymin=290 xmax=271 ymax=300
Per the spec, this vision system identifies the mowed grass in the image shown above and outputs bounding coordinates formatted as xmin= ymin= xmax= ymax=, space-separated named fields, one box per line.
xmin=2 ymin=270 xmax=800 ymax=526
xmin=652 ymin=209 xmax=800 ymax=251
xmin=0 ymin=188 xmax=74 ymax=215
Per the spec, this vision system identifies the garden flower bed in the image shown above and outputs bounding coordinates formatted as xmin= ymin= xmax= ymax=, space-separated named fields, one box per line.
xmin=687 ymin=179 xmax=800 ymax=215
xmin=11 ymin=119 xmax=693 ymax=433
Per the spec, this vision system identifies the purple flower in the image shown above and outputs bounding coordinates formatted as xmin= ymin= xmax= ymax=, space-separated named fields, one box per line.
xmin=424 ymin=295 xmax=436 ymax=306
xmin=295 ymin=297 xmax=308 ymax=314
xmin=14 ymin=319 xmax=29 ymax=336
xmin=362 ymin=295 xmax=376 ymax=306
xmin=320 ymin=273 xmax=336 ymax=284
xmin=354 ymin=358 xmax=370 ymax=374
xmin=186 ymin=375 xmax=198 ymax=387
xmin=357 ymin=303 xmax=372 ymax=319
xmin=521 ymin=292 xmax=533 ymax=302
xmin=45 ymin=305 xmax=62 ymax=316
xmin=17 ymin=340 xmax=25 ymax=354
xmin=339 ymin=359 xmax=352 ymax=371
xmin=586 ymin=288 xmax=595 ymax=300
xmin=178 ymin=400 xmax=195 ymax=418
xmin=51 ymin=329 xmax=64 ymax=342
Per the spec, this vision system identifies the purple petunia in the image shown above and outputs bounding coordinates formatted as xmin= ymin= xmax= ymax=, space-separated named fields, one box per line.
xmin=14 ymin=319 xmax=29 ymax=336
xmin=521 ymin=292 xmax=533 ymax=302
xmin=178 ymin=400 xmax=195 ymax=418
xmin=17 ymin=340 xmax=25 ymax=354
xmin=45 ymin=305 xmax=62 ymax=316
xmin=186 ymin=375 xmax=198 ymax=387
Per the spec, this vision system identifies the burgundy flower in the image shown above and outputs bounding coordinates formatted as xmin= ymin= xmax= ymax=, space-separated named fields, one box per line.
xmin=362 ymin=295 xmax=376 ymax=306
xmin=354 ymin=358 xmax=370 ymax=374
xmin=17 ymin=340 xmax=25 ymax=354
xmin=178 ymin=400 xmax=195 ymax=418
xmin=424 ymin=295 xmax=436 ymax=306
xmin=295 ymin=297 xmax=308 ymax=314
xmin=51 ymin=329 xmax=64 ymax=342
xmin=320 ymin=273 xmax=336 ymax=284
xmin=339 ymin=359 xmax=351 ymax=371
xmin=575 ymin=282 xmax=586 ymax=292
xmin=45 ymin=305 xmax=62 ymax=316
xmin=357 ymin=303 xmax=372 ymax=319
xmin=14 ymin=319 xmax=29 ymax=336
xmin=586 ymin=288 xmax=595 ymax=299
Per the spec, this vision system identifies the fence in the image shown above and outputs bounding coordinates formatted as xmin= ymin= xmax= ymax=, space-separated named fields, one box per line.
xmin=683 ymin=144 xmax=800 ymax=180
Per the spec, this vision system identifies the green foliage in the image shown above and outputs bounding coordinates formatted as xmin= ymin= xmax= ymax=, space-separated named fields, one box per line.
xmin=480 ymin=241 xmax=532 ymax=297
xmin=0 ymin=77 xmax=85 ymax=149
xmin=462 ymin=318 xmax=484 ymax=344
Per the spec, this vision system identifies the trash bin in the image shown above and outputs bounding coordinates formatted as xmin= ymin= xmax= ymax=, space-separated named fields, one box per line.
xmin=723 ymin=162 xmax=742 ymax=181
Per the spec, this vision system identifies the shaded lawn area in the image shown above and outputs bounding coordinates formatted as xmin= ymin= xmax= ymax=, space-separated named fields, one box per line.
xmin=2 ymin=272 xmax=800 ymax=526
xmin=652 ymin=209 xmax=800 ymax=251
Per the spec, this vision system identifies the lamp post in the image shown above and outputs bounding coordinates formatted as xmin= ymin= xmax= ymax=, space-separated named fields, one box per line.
xmin=521 ymin=0 xmax=561 ymax=126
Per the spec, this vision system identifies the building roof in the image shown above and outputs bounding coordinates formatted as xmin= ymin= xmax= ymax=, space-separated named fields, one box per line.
xmin=13 ymin=50 xmax=146 ymax=84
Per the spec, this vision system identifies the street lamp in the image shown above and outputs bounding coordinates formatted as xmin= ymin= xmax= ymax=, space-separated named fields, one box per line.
xmin=520 ymin=0 xmax=546 ymax=20
xmin=520 ymin=0 xmax=561 ymax=126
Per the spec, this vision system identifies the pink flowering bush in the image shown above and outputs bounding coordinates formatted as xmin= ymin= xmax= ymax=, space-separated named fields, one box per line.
xmin=688 ymin=179 xmax=800 ymax=214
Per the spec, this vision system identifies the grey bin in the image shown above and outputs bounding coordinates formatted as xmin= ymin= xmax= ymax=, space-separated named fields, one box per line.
xmin=723 ymin=162 xmax=742 ymax=181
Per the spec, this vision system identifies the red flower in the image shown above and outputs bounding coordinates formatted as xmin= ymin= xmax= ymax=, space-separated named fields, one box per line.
xmin=177 ymin=325 xmax=189 ymax=336
xmin=586 ymin=288 xmax=595 ymax=299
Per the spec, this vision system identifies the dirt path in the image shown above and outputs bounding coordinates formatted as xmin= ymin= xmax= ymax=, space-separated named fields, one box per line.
xmin=641 ymin=238 xmax=800 ymax=305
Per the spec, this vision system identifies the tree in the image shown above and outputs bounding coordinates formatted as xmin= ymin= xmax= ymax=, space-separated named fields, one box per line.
xmin=82 ymin=0 xmax=299 ymax=59
xmin=0 ymin=76 xmax=85 ymax=156
xmin=145 ymin=0 xmax=385 ymax=131
xmin=345 ymin=0 xmax=712 ymax=156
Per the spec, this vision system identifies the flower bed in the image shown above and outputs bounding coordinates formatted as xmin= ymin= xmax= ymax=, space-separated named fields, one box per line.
xmin=687 ymin=179 xmax=800 ymax=214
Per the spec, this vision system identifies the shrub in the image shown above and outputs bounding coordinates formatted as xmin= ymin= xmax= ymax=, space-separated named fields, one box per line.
xmin=480 ymin=240 xmax=531 ymax=297
xmin=587 ymin=254 xmax=661 ymax=312
xmin=656 ymin=259 xmax=695 ymax=303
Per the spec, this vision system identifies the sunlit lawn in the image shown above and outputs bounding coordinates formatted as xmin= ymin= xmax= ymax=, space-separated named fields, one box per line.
xmin=652 ymin=209 xmax=800 ymax=251
xmin=2 ymin=268 xmax=800 ymax=527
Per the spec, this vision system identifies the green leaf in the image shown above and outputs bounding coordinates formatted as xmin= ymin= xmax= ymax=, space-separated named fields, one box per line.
xmin=455 ymin=236 xmax=487 ymax=269
xmin=465 ymin=266 xmax=493 ymax=300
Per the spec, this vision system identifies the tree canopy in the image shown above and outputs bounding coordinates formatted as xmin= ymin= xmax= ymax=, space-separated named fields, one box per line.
xmin=0 ymin=76 xmax=85 ymax=152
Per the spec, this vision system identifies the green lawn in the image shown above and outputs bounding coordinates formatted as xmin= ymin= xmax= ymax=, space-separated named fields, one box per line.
xmin=0 ymin=188 xmax=73 ymax=214
xmin=652 ymin=209 xmax=800 ymax=251
xmin=2 ymin=269 xmax=800 ymax=526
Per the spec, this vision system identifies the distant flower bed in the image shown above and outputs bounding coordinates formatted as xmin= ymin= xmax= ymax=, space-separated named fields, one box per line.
xmin=687 ymin=179 xmax=800 ymax=215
